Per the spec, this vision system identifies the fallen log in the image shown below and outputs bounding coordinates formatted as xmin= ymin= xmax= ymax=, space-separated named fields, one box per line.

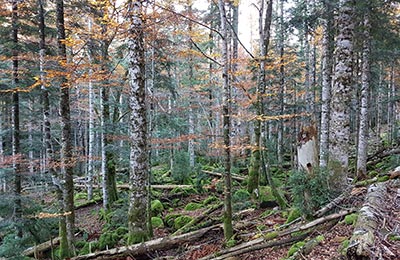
xmin=173 ymin=202 xmax=223 ymax=235
xmin=74 ymin=184 xmax=193 ymax=190
xmin=200 ymin=208 xmax=355 ymax=260
xmin=346 ymin=182 xmax=388 ymax=259
xmin=71 ymin=224 xmax=220 ymax=260
xmin=23 ymin=237 xmax=61 ymax=257
xmin=201 ymin=170 xmax=245 ymax=182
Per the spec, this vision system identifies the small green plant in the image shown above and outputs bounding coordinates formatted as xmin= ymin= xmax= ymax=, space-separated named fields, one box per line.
xmin=285 ymin=208 xmax=301 ymax=224
xmin=340 ymin=239 xmax=350 ymax=255
xmin=151 ymin=200 xmax=164 ymax=216
xmin=202 ymin=195 xmax=219 ymax=205
xmin=151 ymin=216 xmax=164 ymax=228
xmin=287 ymin=241 xmax=306 ymax=257
xmin=342 ymin=213 xmax=358 ymax=226
xmin=288 ymin=168 xmax=332 ymax=217
xmin=184 ymin=202 xmax=202 ymax=211
xmin=174 ymin=215 xmax=193 ymax=230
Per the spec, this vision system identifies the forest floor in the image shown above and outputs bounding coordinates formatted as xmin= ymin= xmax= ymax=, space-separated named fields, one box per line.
xmin=69 ymin=178 xmax=400 ymax=260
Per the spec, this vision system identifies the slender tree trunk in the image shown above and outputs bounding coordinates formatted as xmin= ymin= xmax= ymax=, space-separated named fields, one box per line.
xmin=127 ymin=0 xmax=151 ymax=244
xmin=11 ymin=0 xmax=22 ymax=238
xmin=319 ymin=0 xmax=334 ymax=168
xmin=248 ymin=0 xmax=273 ymax=195
xmin=28 ymin=98 xmax=34 ymax=175
xmin=277 ymin=0 xmax=285 ymax=165
xmin=218 ymin=0 xmax=233 ymax=242
xmin=0 ymin=104 xmax=4 ymax=192
xmin=329 ymin=0 xmax=354 ymax=193
xmin=187 ymin=1 xmax=195 ymax=168
xmin=87 ymin=19 xmax=95 ymax=200
xmin=56 ymin=0 xmax=75 ymax=255
xmin=356 ymin=8 xmax=371 ymax=180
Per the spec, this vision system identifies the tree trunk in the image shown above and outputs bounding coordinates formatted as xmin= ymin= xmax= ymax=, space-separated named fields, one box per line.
xmin=218 ymin=0 xmax=233 ymax=242
xmin=277 ymin=0 xmax=285 ymax=165
xmin=329 ymin=0 xmax=354 ymax=193
xmin=87 ymin=18 xmax=95 ymax=201
xmin=248 ymin=0 xmax=273 ymax=195
xmin=11 ymin=0 xmax=22 ymax=238
xmin=127 ymin=0 xmax=151 ymax=244
xmin=56 ymin=0 xmax=75 ymax=256
xmin=319 ymin=0 xmax=334 ymax=168
xmin=356 ymin=7 xmax=371 ymax=180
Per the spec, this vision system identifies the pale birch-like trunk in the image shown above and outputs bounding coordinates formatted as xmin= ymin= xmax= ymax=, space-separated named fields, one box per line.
xmin=0 ymin=104 xmax=4 ymax=192
xmin=187 ymin=2 xmax=195 ymax=168
xmin=56 ymin=0 xmax=75 ymax=255
xmin=127 ymin=0 xmax=150 ymax=244
xmin=356 ymin=9 xmax=371 ymax=179
xmin=329 ymin=0 xmax=354 ymax=192
xmin=218 ymin=0 xmax=233 ymax=241
xmin=87 ymin=39 xmax=95 ymax=200
xmin=28 ymin=99 xmax=34 ymax=175
xmin=319 ymin=0 xmax=334 ymax=168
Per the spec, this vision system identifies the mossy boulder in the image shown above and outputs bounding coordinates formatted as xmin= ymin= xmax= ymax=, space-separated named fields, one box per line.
xmin=184 ymin=202 xmax=203 ymax=211
xmin=174 ymin=215 xmax=193 ymax=230
xmin=151 ymin=199 xmax=164 ymax=216
xmin=151 ymin=216 xmax=164 ymax=228
xmin=232 ymin=189 xmax=252 ymax=210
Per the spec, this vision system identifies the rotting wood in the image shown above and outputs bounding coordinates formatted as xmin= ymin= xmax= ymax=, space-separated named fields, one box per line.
xmin=201 ymin=233 xmax=309 ymax=260
xmin=201 ymin=170 xmax=245 ymax=181
xmin=23 ymin=237 xmax=61 ymax=257
xmin=173 ymin=202 xmax=223 ymax=235
xmin=71 ymin=225 xmax=220 ymax=260
xmin=200 ymin=209 xmax=355 ymax=260
xmin=346 ymin=182 xmax=388 ymax=259
xmin=74 ymin=183 xmax=193 ymax=190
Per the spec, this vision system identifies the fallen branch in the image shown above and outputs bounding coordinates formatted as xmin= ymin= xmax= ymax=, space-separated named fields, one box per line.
xmin=346 ymin=182 xmax=388 ymax=259
xmin=23 ymin=237 xmax=61 ymax=257
xmin=201 ymin=170 xmax=245 ymax=182
xmin=74 ymin=184 xmax=193 ymax=190
xmin=71 ymin=224 xmax=220 ymax=260
xmin=314 ymin=186 xmax=353 ymax=217
xmin=200 ymin=209 xmax=355 ymax=260
xmin=173 ymin=202 xmax=223 ymax=235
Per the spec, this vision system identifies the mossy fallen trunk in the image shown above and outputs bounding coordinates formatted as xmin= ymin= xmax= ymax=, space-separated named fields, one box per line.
xmin=346 ymin=182 xmax=387 ymax=259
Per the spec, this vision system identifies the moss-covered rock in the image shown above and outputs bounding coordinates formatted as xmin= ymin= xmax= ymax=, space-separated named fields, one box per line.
xmin=151 ymin=199 xmax=164 ymax=216
xmin=174 ymin=215 xmax=193 ymax=230
xmin=151 ymin=216 xmax=164 ymax=228
xmin=184 ymin=202 xmax=203 ymax=211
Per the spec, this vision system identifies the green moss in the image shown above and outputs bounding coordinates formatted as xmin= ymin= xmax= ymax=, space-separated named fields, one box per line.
xmin=184 ymin=202 xmax=203 ymax=211
xmin=378 ymin=176 xmax=389 ymax=182
xmin=127 ymin=230 xmax=149 ymax=244
xmin=316 ymin=235 xmax=325 ymax=243
xmin=115 ymin=227 xmax=128 ymax=236
xmin=74 ymin=192 xmax=87 ymax=201
xmin=264 ymin=231 xmax=278 ymax=240
xmin=388 ymin=234 xmax=400 ymax=241
xmin=202 ymin=195 xmax=219 ymax=205
xmin=368 ymin=170 xmax=378 ymax=178
xmin=340 ymin=239 xmax=350 ymax=254
xmin=151 ymin=199 xmax=164 ymax=216
xmin=174 ymin=215 xmax=193 ymax=230
xmin=151 ymin=216 xmax=164 ymax=228
xmin=165 ymin=213 xmax=180 ymax=228
xmin=226 ymin=238 xmax=236 ymax=247
xmin=287 ymin=241 xmax=306 ymax=257
xmin=285 ymin=208 xmax=301 ymax=224
xmin=343 ymin=213 xmax=358 ymax=226
xmin=98 ymin=232 xmax=119 ymax=250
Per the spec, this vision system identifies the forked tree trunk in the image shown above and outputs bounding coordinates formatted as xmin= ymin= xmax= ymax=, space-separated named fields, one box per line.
xmin=127 ymin=0 xmax=150 ymax=244
xmin=329 ymin=0 xmax=354 ymax=193
xmin=218 ymin=0 xmax=233 ymax=241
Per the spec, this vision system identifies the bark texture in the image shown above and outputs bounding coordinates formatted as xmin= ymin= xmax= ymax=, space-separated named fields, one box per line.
xmin=329 ymin=0 xmax=354 ymax=192
xmin=127 ymin=0 xmax=150 ymax=244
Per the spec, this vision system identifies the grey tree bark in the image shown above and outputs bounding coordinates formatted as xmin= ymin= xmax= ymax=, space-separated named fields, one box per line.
xmin=356 ymin=7 xmax=371 ymax=180
xmin=127 ymin=0 xmax=151 ymax=244
xmin=329 ymin=0 xmax=354 ymax=193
